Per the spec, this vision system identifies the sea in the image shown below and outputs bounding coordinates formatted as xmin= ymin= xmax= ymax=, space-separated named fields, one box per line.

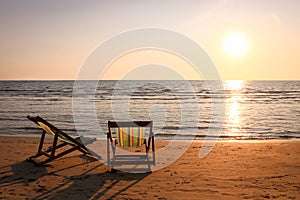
xmin=0 ymin=80 xmax=299 ymax=140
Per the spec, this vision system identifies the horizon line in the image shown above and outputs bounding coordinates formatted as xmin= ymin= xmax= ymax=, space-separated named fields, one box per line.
xmin=0 ymin=79 xmax=299 ymax=81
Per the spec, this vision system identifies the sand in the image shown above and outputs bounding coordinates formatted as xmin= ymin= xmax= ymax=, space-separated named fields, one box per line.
xmin=0 ymin=136 xmax=299 ymax=199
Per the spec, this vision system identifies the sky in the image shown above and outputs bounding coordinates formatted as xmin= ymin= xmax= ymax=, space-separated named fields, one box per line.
xmin=0 ymin=0 xmax=299 ymax=80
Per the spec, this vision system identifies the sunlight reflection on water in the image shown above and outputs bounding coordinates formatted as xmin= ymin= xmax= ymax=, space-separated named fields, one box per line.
xmin=224 ymin=80 xmax=247 ymax=139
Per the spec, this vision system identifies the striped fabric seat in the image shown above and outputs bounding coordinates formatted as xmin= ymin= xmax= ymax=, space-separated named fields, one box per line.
xmin=107 ymin=121 xmax=155 ymax=172
xmin=27 ymin=115 xmax=97 ymax=165
xmin=115 ymin=127 xmax=145 ymax=147
xmin=37 ymin=121 xmax=78 ymax=145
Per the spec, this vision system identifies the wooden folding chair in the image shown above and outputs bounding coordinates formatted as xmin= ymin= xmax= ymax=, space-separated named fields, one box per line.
xmin=107 ymin=121 xmax=155 ymax=172
xmin=27 ymin=115 xmax=97 ymax=165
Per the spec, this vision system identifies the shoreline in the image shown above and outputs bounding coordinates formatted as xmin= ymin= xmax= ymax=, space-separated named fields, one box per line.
xmin=1 ymin=134 xmax=300 ymax=143
xmin=1 ymin=135 xmax=299 ymax=199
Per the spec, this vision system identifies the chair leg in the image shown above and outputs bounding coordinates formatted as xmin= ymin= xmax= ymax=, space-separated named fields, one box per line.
xmin=50 ymin=132 xmax=59 ymax=158
xmin=37 ymin=131 xmax=46 ymax=154
xmin=107 ymin=138 xmax=110 ymax=166
xmin=152 ymin=136 xmax=155 ymax=165
xmin=144 ymin=142 xmax=151 ymax=171
xmin=111 ymin=145 xmax=116 ymax=169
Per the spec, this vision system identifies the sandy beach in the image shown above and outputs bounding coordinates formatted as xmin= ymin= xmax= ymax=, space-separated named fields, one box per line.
xmin=0 ymin=136 xmax=299 ymax=199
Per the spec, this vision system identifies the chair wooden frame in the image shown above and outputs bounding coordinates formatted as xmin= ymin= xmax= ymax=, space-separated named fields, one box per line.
xmin=107 ymin=121 xmax=155 ymax=171
xmin=27 ymin=115 xmax=96 ymax=165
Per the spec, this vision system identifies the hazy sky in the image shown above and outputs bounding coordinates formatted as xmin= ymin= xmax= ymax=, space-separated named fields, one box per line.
xmin=0 ymin=0 xmax=299 ymax=80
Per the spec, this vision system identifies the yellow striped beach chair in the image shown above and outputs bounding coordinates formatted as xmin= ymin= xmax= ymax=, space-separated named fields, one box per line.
xmin=27 ymin=115 xmax=97 ymax=165
xmin=107 ymin=121 xmax=155 ymax=172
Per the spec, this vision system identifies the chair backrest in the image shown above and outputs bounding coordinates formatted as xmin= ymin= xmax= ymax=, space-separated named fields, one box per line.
xmin=108 ymin=121 xmax=153 ymax=147
xmin=27 ymin=116 xmax=76 ymax=145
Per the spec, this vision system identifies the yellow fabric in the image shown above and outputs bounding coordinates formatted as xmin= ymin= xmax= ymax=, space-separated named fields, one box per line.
xmin=37 ymin=122 xmax=55 ymax=136
xmin=37 ymin=121 xmax=75 ymax=145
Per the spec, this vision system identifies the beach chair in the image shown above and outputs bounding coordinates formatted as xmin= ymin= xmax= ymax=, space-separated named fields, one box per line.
xmin=27 ymin=115 xmax=97 ymax=165
xmin=107 ymin=121 xmax=155 ymax=172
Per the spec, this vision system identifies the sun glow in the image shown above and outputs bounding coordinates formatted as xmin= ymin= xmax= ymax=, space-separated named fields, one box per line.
xmin=223 ymin=31 xmax=249 ymax=57
xmin=225 ymin=80 xmax=244 ymax=91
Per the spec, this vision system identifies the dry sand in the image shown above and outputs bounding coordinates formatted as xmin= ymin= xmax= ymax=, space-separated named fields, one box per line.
xmin=0 ymin=136 xmax=299 ymax=199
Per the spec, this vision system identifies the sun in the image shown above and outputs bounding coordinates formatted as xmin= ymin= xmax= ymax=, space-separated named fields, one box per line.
xmin=223 ymin=31 xmax=249 ymax=57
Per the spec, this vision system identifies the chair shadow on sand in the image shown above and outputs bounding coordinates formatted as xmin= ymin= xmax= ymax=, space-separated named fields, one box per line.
xmin=0 ymin=155 xmax=150 ymax=200
xmin=0 ymin=154 xmax=97 ymax=188
xmin=0 ymin=160 xmax=48 ymax=187
xmin=33 ymin=163 xmax=150 ymax=200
